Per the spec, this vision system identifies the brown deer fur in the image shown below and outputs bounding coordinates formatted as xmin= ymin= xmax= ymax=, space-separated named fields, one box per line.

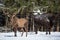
xmin=11 ymin=14 xmax=28 ymax=37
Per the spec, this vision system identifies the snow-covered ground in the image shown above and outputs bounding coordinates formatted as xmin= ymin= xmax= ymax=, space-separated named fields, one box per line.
xmin=0 ymin=31 xmax=60 ymax=40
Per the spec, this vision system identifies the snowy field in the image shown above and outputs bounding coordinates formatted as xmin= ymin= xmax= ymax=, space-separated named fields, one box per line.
xmin=0 ymin=31 xmax=60 ymax=40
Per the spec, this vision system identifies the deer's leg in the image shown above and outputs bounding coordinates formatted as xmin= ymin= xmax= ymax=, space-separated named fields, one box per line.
xmin=21 ymin=28 xmax=24 ymax=37
xmin=13 ymin=27 xmax=17 ymax=37
xmin=15 ymin=31 xmax=17 ymax=37
xmin=25 ymin=27 xmax=28 ymax=37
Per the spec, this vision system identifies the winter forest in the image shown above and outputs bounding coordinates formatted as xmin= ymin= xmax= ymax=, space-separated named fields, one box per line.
xmin=0 ymin=0 xmax=60 ymax=40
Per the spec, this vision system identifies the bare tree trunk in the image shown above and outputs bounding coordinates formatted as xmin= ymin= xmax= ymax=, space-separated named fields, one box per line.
xmin=57 ymin=22 xmax=59 ymax=32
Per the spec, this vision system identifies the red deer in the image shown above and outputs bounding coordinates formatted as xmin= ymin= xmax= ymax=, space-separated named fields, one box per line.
xmin=11 ymin=14 xmax=28 ymax=37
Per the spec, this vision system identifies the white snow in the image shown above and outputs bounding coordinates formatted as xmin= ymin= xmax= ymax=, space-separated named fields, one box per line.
xmin=0 ymin=31 xmax=60 ymax=40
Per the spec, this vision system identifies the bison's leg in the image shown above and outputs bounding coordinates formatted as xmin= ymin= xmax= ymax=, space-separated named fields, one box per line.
xmin=35 ymin=25 xmax=38 ymax=34
xmin=46 ymin=30 xmax=47 ymax=34
xmin=13 ymin=27 xmax=17 ymax=37
xmin=46 ymin=26 xmax=48 ymax=35
xmin=28 ymin=22 xmax=31 ymax=32
xmin=48 ymin=27 xmax=51 ymax=35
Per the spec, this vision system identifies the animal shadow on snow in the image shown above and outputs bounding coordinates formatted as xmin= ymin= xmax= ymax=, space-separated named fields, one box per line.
xmin=4 ymin=35 xmax=14 ymax=37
